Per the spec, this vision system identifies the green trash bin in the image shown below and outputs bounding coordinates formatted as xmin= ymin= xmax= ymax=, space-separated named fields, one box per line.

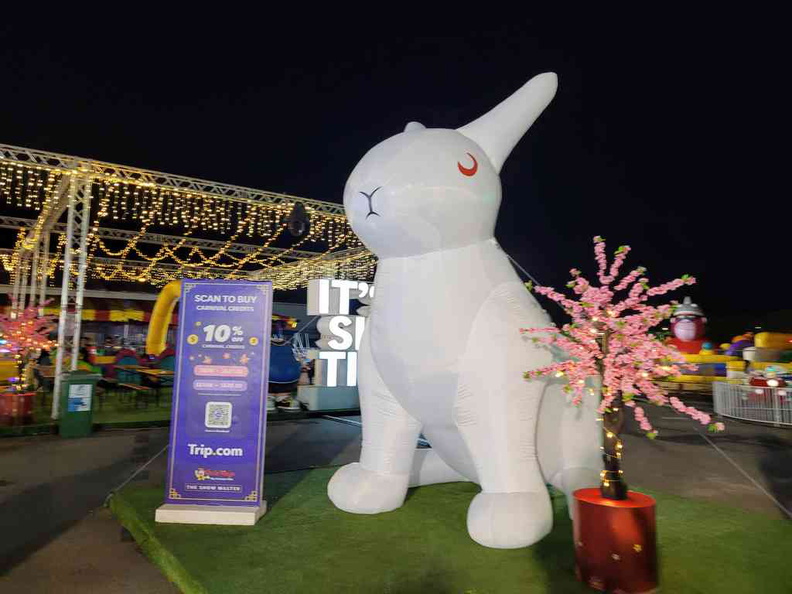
xmin=59 ymin=370 xmax=101 ymax=438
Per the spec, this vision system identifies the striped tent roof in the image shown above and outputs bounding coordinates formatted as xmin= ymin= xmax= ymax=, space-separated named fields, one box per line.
xmin=0 ymin=295 xmax=297 ymax=328
xmin=0 ymin=296 xmax=178 ymax=325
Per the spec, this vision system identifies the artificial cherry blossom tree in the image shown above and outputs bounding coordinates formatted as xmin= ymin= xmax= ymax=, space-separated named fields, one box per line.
xmin=522 ymin=237 xmax=724 ymax=500
xmin=0 ymin=302 xmax=57 ymax=389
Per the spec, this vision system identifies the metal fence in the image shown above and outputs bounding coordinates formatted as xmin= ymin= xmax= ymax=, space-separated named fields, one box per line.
xmin=713 ymin=382 xmax=792 ymax=427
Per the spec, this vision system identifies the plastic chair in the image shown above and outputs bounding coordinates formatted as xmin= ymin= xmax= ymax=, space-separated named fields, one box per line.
xmin=145 ymin=348 xmax=175 ymax=406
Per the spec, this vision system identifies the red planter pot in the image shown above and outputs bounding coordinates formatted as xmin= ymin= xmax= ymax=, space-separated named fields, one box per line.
xmin=0 ymin=391 xmax=36 ymax=426
xmin=573 ymin=488 xmax=658 ymax=594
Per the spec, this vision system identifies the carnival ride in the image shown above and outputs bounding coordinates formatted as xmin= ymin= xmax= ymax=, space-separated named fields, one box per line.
xmin=662 ymin=297 xmax=792 ymax=406
xmin=651 ymin=296 xmax=792 ymax=427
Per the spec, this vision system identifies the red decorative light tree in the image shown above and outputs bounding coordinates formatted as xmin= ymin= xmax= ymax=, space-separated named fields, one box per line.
xmin=521 ymin=236 xmax=724 ymax=593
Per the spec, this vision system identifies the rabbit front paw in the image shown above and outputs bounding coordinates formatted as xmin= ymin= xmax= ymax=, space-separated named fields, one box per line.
xmin=466 ymin=491 xmax=552 ymax=548
xmin=328 ymin=463 xmax=410 ymax=514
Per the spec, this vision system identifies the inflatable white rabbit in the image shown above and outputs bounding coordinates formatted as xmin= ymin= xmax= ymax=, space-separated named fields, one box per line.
xmin=328 ymin=73 xmax=601 ymax=549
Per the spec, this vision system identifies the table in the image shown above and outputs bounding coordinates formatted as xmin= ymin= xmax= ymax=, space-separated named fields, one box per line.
xmin=137 ymin=369 xmax=174 ymax=406
xmin=138 ymin=369 xmax=174 ymax=378
xmin=114 ymin=364 xmax=148 ymax=371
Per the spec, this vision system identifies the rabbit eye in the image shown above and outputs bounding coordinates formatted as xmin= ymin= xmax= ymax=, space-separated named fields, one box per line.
xmin=457 ymin=153 xmax=478 ymax=177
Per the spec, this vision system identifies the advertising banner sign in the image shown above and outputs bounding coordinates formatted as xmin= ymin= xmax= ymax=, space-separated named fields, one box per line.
xmin=158 ymin=280 xmax=272 ymax=523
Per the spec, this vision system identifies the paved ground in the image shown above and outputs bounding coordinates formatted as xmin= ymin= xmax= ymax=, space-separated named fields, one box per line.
xmin=0 ymin=417 xmax=363 ymax=593
xmin=0 ymin=428 xmax=171 ymax=572
xmin=0 ymin=404 xmax=789 ymax=593
xmin=0 ymin=507 xmax=178 ymax=594
xmin=622 ymin=399 xmax=791 ymax=517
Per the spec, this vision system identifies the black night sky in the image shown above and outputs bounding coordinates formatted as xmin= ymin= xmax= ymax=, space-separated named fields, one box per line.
xmin=0 ymin=12 xmax=785 ymax=340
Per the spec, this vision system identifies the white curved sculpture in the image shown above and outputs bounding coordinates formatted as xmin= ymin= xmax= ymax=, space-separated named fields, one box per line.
xmin=328 ymin=73 xmax=601 ymax=548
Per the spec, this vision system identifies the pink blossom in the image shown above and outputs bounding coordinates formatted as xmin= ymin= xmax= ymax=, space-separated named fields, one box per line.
xmin=0 ymin=301 xmax=57 ymax=356
xmin=614 ymin=266 xmax=646 ymax=291
xmin=594 ymin=237 xmax=610 ymax=284
xmin=521 ymin=235 xmax=723 ymax=437
xmin=608 ymin=246 xmax=631 ymax=280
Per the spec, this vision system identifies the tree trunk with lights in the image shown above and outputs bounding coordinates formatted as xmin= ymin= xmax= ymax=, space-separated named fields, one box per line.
xmin=600 ymin=392 xmax=627 ymax=499
xmin=597 ymin=330 xmax=628 ymax=500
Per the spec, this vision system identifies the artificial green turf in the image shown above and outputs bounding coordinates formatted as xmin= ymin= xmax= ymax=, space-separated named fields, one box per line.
xmin=110 ymin=468 xmax=792 ymax=594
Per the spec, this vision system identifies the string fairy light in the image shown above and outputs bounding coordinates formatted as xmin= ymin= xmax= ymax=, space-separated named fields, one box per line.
xmin=87 ymin=248 xmax=377 ymax=290
xmin=0 ymin=157 xmax=357 ymax=245
xmin=1 ymin=154 xmax=373 ymax=291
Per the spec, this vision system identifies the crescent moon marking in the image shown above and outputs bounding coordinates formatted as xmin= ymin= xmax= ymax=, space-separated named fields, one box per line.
xmin=457 ymin=153 xmax=478 ymax=176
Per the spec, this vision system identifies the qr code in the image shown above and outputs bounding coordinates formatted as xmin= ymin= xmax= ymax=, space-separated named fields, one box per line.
xmin=205 ymin=402 xmax=232 ymax=429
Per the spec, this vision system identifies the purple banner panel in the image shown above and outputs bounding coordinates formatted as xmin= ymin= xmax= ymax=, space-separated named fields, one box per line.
xmin=165 ymin=280 xmax=272 ymax=507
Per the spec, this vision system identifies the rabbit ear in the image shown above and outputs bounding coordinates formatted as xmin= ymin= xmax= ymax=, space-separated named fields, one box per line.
xmin=404 ymin=121 xmax=426 ymax=132
xmin=457 ymin=72 xmax=558 ymax=173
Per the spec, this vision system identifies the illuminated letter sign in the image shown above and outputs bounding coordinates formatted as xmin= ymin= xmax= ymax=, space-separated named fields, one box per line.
xmin=307 ymin=279 xmax=372 ymax=387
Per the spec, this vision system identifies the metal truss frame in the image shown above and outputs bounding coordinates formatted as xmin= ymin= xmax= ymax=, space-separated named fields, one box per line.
xmin=51 ymin=173 xmax=92 ymax=418
xmin=1 ymin=143 xmax=369 ymax=421
xmin=0 ymin=143 xmax=345 ymax=215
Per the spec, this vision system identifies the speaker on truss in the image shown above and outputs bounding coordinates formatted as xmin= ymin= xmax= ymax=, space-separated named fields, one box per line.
xmin=286 ymin=202 xmax=310 ymax=237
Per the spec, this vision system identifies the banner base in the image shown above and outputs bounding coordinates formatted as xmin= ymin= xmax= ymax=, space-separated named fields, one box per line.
xmin=155 ymin=502 xmax=267 ymax=526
